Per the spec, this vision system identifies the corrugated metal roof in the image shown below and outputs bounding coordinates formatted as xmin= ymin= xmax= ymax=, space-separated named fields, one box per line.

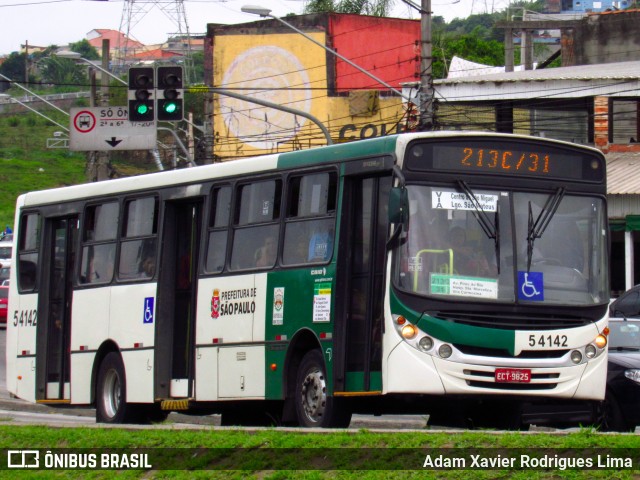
xmin=436 ymin=60 xmax=640 ymax=86
xmin=607 ymin=152 xmax=640 ymax=194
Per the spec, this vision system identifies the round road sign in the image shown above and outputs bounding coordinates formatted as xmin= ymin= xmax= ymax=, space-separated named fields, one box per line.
xmin=73 ymin=110 xmax=97 ymax=133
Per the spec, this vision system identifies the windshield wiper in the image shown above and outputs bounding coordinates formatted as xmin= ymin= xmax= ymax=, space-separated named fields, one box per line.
xmin=458 ymin=181 xmax=500 ymax=273
xmin=526 ymin=187 xmax=565 ymax=271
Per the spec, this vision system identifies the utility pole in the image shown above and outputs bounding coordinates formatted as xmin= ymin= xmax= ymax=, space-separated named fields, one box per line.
xmin=87 ymin=40 xmax=116 ymax=182
xmin=420 ymin=0 xmax=435 ymax=130
xmin=24 ymin=41 xmax=29 ymax=84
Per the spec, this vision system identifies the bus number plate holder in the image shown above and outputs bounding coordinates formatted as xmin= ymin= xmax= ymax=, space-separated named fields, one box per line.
xmin=495 ymin=368 xmax=531 ymax=383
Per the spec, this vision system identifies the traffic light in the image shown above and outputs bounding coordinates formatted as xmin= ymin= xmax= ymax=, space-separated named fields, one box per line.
xmin=128 ymin=67 xmax=154 ymax=122
xmin=156 ymin=66 xmax=183 ymax=121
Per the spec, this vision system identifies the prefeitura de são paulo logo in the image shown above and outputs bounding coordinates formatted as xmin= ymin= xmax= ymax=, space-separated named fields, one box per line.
xmin=274 ymin=288 xmax=284 ymax=312
xmin=211 ymin=289 xmax=220 ymax=319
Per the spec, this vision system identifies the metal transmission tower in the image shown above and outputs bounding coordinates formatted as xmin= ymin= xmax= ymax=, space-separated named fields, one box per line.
xmin=117 ymin=0 xmax=195 ymax=84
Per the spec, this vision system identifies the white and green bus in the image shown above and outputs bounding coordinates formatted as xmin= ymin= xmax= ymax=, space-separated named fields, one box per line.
xmin=6 ymin=132 xmax=610 ymax=427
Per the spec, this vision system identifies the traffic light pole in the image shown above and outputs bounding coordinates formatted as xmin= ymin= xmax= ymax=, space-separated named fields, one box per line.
xmin=87 ymin=40 xmax=115 ymax=182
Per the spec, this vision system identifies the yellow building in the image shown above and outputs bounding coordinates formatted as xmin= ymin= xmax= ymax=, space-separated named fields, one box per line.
xmin=206 ymin=13 xmax=421 ymax=160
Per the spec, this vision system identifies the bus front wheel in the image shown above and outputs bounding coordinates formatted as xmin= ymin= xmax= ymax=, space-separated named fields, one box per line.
xmin=295 ymin=350 xmax=351 ymax=428
xmin=96 ymin=352 xmax=132 ymax=424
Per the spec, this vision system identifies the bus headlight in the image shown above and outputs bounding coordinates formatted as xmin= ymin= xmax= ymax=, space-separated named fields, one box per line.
xmin=392 ymin=314 xmax=454 ymax=358
xmin=438 ymin=344 xmax=453 ymax=359
xmin=401 ymin=324 xmax=417 ymax=339
xmin=585 ymin=344 xmax=597 ymax=359
xmin=418 ymin=336 xmax=433 ymax=352
xmin=570 ymin=350 xmax=582 ymax=364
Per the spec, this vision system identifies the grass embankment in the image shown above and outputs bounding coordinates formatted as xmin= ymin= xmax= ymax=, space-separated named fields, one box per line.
xmin=0 ymin=425 xmax=639 ymax=479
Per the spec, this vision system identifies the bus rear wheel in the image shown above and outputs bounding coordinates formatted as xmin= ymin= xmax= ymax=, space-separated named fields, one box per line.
xmin=295 ymin=350 xmax=351 ymax=428
xmin=96 ymin=352 xmax=133 ymax=424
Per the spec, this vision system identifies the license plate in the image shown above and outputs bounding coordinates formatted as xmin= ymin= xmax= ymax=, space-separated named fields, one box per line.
xmin=495 ymin=368 xmax=531 ymax=383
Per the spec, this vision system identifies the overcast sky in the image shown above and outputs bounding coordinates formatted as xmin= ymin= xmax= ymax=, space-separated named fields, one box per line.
xmin=1 ymin=0 xmax=512 ymax=56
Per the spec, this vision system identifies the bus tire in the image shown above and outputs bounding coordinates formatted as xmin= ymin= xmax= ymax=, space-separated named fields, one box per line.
xmin=96 ymin=352 xmax=132 ymax=424
xmin=295 ymin=350 xmax=351 ymax=428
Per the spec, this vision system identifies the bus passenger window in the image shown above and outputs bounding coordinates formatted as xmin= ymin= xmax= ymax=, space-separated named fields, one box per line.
xmin=282 ymin=172 xmax=337 ymax=266
xmin=80 ymin=245 xmax=115 ymax=284
xmin=205 ymin=186 xmax=231 ymax=274
xmin=18 ymin=212 xmax=41 ymax=292
xmin=118 ymin=197 xmax=158 ymax=281
xmin=79 ymin=202 xmax=118 ymax=285
xmin=230 ymin=180 xmax=282 ymax=271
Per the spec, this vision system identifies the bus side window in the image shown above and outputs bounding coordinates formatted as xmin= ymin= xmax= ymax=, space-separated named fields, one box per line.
xmin=18 ymin=212 xmax=41 ymax=292
xmin=230 ymin=179 xmax=282 ymax=271
xmin=118 ymin=197 xmax=158 ymax=281
xmin=282 ymin=172 xmax=337 ymax=266
xmin=79 ymin=202 xmax=119 ymax=285
xmin=204 ymin=186 xmax=231 ymax=274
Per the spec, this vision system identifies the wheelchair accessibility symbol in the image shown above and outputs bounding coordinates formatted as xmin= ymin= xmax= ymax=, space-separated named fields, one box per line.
xmin=143 ymin=297 xmax=154 ymax=324
xmin=518 ymin=271 xmax=544 ymax=301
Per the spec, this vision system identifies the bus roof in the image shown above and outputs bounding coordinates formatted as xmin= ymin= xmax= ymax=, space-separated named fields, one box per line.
xmin=19 ymin=136 xmax=402 ymax=208
xmin=18 ymin=132 xmax=603 ymax=208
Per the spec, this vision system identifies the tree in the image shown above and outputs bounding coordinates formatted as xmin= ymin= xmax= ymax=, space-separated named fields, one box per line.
xmin=305 ymin=0 xmax=394 ymax=16
xmin=68 ymin=39 xmax=100 ymax=60
xmin=432 ymin=32 xmax=506 ymax=79
xmin=191 ymin=51 xmax=205 ymax=84
xmin=0 ymin=52 xmax=27 ymax=90
xmin=39 ymin=55 xmax=87 ymax=92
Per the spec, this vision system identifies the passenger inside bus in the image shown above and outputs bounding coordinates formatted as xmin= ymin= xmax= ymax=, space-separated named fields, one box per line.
xmin=255 ymin=235 xmax=277 ymax=267
xmin=448 ymin=226 xmax=493 ymax=277
xmin=142 ymin=254 xmax=156 ymax=278
xmin=308 ymin=228 xmax=333 ymax=262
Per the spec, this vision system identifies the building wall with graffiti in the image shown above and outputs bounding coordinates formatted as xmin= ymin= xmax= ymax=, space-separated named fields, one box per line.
xmin=207 ymin=14 xmax=420 ymax=160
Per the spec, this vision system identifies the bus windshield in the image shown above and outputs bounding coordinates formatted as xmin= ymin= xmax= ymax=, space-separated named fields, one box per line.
xmin=393 ymin=184 xmax=608 ymax=305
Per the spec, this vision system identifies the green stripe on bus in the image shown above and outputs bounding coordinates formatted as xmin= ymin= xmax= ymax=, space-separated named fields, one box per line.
xmin=277 ymin=136 xmax=399 ymax=169
xmin=344 ymin=371 xmax=382 ymax=392
xmin=416 ymin=316 xmax=516 ymax=356
xmin=390 ymin=290 xmax=516 ymax=356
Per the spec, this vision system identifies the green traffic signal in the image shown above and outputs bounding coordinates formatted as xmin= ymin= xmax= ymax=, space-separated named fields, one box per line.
xmin=157 ymin=66 xmax=183 ymax=121
xmin=128 ymin=66 xmax=155 ymax=122
xmin=163 ymin=102 xmax=178 ymax=114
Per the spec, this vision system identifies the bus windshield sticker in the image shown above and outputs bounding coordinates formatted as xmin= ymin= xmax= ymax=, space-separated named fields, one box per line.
xmin=432 ymin=190 xmax=498 ymax=212
xmin=143 ymin=297 xmax=154 ymax=324
xmin=518 ymin=271 xmax=544 ymax=301
xmin=313 ymin=282 xmax=332 ymax=322
xmin=273 ymin=287 xmax=285 ymax=325
xmin=430 ymin=274 xmax=498 ymax=299
xmin=408 ymin=256 xmax=423 ymax=272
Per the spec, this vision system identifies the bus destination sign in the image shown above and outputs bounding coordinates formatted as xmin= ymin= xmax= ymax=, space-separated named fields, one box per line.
xmin=407 ymin=140 xmax=605 ymax=182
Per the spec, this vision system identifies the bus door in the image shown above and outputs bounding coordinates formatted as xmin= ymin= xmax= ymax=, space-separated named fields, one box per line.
xmin=36 ymin=215 xmax=78 ymax=401
xmin=334 ymin=175 xmax=391 ymax=393
xmin=155 ymin=200 xmax=202 ymax=399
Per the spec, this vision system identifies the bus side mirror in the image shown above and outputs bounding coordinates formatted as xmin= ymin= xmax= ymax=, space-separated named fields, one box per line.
xmin=388 ymin=187 xmax=409 ymax=228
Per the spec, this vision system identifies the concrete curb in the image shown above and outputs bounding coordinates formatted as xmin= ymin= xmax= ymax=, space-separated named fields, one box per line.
xmin=0 ymin=396 xmax=95 ymax=417
xmin=0 ymin=396 xmax=222 ymax=425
